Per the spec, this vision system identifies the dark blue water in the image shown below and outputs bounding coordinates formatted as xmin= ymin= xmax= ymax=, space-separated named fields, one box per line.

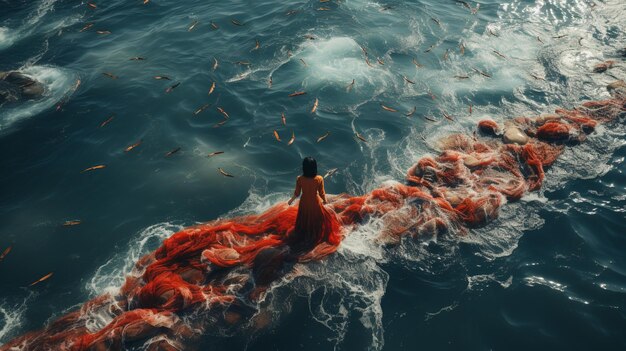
xmin=1 ymin=0 xmax=625 ymax=349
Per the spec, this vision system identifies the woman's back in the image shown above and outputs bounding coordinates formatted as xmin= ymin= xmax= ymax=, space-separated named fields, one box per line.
xmin=296 ymin=175 xmax=325 ymax=203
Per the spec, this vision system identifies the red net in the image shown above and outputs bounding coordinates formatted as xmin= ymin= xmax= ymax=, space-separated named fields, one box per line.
xmin=2 ymin=97 xmax=624 ymax=351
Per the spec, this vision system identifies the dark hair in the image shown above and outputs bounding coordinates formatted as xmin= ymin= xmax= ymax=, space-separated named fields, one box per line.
xmin=302 ymin=157 xmax=317 ymax=178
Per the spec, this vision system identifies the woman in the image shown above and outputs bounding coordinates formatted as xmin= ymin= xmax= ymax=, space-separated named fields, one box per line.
xmin=286 ymin=157 xmax=341 ymax=252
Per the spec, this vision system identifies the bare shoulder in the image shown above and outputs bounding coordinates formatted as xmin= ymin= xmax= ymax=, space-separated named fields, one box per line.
xmin=315 ymin=175 xmax=324 ymax=182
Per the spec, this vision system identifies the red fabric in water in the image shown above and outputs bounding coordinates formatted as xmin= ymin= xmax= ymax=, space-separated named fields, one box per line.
xmin=2 ymin=97 xmax=624 ymax=351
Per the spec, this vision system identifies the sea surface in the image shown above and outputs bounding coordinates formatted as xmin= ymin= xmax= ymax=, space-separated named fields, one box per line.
xmin=1 ymin=0 xmax=625 ymax=349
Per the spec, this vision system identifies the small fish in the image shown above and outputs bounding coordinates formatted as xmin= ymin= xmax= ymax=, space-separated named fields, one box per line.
xmin=424 ymin=115 xmax=437 ymax=122
xmin=403 ymin=76 xmax=415 ymax=84
xmin=207 ymin=151 xmax=224 ymax=157
xmin=165 ymin=82 xmax=180 ymax=93
xmin=442 ymin=111 xmax=454 ymax=121
xmin=472 ymin=67 xmax=491 ymax=78
xmin=129 ymin=56 xmax=145 ymax=61
xmin=311 ymin=98 xmax=319 ymax=113
xmin=454 ymin=75 xmax=470 ymax=79
xmin=318 ymin=7 xmax=331 ymax=11
xmin=360 ymin=45 xmax=368 ymax=56
xmin=125 ymin=139 xmax=142 ymax=152
xmin=273 ymin=130 xmax=281 ymax=142
xmin=102 ymin=72 xmax=118 ymax=79
xmin=29 ymin=272 xmax=53 ymax=287
xmin=355 ymin=132 xmax=367 ymax=143
xmin=194 ymin=103 xmax=210 ymax=115
xmin=63 ymin=220 xmax=81 ymax=226
xmin=287 ymin=131 xmax=295 ymax=145
xmin=412 ymin=58 xmax=423 ymax=68
xmin=154 ymin=75 xmax=171 ymax=80
xmin=578 ymin=37 xmax=583 ymax=46
xmin=488 ymin=29 xmax=498 ymax=37
xmin=552 ymin=34 xmax=567 ymax=39
xmin=364 ymin=57 xmax=374 ymax=67
xmin=80 ymin=23 xmax=94 ymax=32
xmin=96 ymin=30 xmax=111 ymax=35
xmin=459 ymin=42 xmax=466 ymax=55
xmin=323 ymin=168 xmax=338 ymax=178
xmin=100 ymin=115 xmax=115 ymax=128
xmin=431 ymin=17 xmax=441 ymax=27
xmin=251 ymin=39 xmax=260 ymax=51
xmin=288 ymin=91 xmax=306 ymax=97
xmin=377 ymin=57 xmax=385 ymax=65
xmin=81 ymin=165 xmax=106 ymax=173
xmin=208 ymin=82 xmax=216 ymax=95
xmin=286 ymin=10 xmax=298 ymax=16
xmin=143 ymin=0 xmax=149 ymax=4
xmin=424 ymin=44 xmax=435 ymax=53
xmin=443 ymin=49 xmax=449 ymax=61
xmin=165 ymin=147 xmax=181 ymax=157
xmin=317 ymin=131 xmax=330 ymax=143
xmin=218 ymin=168 xmax=234 ymax=177
xmin=231 ymin=19 xmax=243 ymax=26
xmin=235 ymin=61 xmax=251 ymax=66
xmin=536 ymin=36 xmax=544 ymax=44
xmin=212 ymin=57 xmax=219 ymax=71
xmin=380 ymin=104 xmax=397 ymax=112
xmin=346 ymin=79 xmax=355 ymax=92
xmin=87 ymin=2 xmax=97 ymax=9
xmin=0 ymin=245 xmax=13 ymax=261
xmin=427 ymin=91 xmax=436 ymax=100
xmin=188 ymin=20 xmax=198 ymax=32
xmin=530 ymin=73 xmax=545 ymax=81
xmin=405 ymin=106 xmax=416 ymax=117
xmin=456 ymin=0 xmax=471 ymax=10
xmin=281 ymin=112 xmax=286 ymax=125
xmin=210 ymin=21 xmax=219 ymax=30
xmin=217 ymin=107 xmax=230 ymax=119
xmin=213 ymin=119 xmax=227 ymax=128
xmin=300 ymin=58 xmax=307 ymax=67
xmin=492 ymin=50 xmax=506 ymax=59
xmin=268 ymin=76 xmax=273 ymax=88
xmin=469 ymin=104 xmax=473 ymax=114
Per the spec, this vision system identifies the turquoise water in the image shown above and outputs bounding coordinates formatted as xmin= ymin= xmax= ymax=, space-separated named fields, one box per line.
xmin=1 ymin=0 xmax=625 ymax=349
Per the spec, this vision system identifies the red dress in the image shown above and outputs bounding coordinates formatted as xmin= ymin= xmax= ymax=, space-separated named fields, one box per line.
xmin=286 ymin=175 xmax=341 ymax=251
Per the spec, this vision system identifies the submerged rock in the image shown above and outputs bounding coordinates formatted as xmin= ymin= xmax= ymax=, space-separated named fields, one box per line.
xmin=503 ymin=126 xmax=529 ymax=145
xmin=592 ymin=60 xmax=615 ymax=73
xmin=0 ymin=71 xmax=45 ymax=104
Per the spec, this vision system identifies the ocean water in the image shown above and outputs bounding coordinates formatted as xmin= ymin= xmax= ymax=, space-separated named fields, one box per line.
xmin=0 ymin=0 xmax=625 ymax=350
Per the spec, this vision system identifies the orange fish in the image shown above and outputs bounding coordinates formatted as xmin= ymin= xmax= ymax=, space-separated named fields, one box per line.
xmin=100 ymin=114 xmax=115 ymax=128
xmin=96 ymin=30 xmax=111 ymax=35
xmin=212 ymin=57 xmax=219 ymax=70
xmin=213 ymin=120 xmax=227 ymax=128
xmin=268 ymin=76 xmax=273 ymax=88
xmin=80 ymin=23 xmax=94 ymax=32
xmin=251 ymin=39 xmax=260 ymax=51
xmin=380 ymin=104 xmax=397 ymax=112
xmin=165 ymin=82 xmax=180 ymax=93
xmin=87 ymin=2 xmax=97 ymax=9
xmin=218 ymin=168 xmax=234 ymax=177
xmin=217 ymin=107 xmax=230 ymax=119
xmin=405 ymin=106 xmax=416 ymax=117
xmin=194 ymin=103 xmax=210 ymax=115
xmin=231 ymin=19 xmax=243 ymax=26
xmin=29 ymin=272 xmax=53 ymax=287
xmin=311 ymin=98 xmax=319 ymax=113
xmin=273 ymin=130 xmax=281 ymax=142
xmin=63 ymin=220 xmax=81 ymax=226
xmin=207 ymin=151 xmax=224 ymax=157
xmin=81 ymin=165 xmax=106 ymax=173
xmin=355 ymin=132 xmax=367 ymax=142
xmin=317 ymin=131 xmax=330 ymax=143
xmin=288 ymin=91 xmax=306 ymax=97
xmin=208 ymin=82 xmax=216 ymax=95
xmin=0 ymin=245 xmax=12 ymax=261
xmin=102 ymin=72 xmax=118 ymax=79
xmin=346 ymin=79 xmax=355 ymax=92
xmin=442 ymin=111 xmax=454 ymax=121
xmin=210 ymin=22 xmax=219 ymax=30
xmin=154 ymin=75 xmax=170 ymax=80
xmin=125 ymin=140 xmax=142 ymax=152
xmin=403 ymin=76 xmax=415 ymax=84
xmin=287 ymin=131 xmax=295 ymax=145
xmin=412 ymin=58 xmax=423 ymax=68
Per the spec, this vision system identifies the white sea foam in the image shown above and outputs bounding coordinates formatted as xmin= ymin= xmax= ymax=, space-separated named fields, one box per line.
xmin=0 ymin=292 xmax=35 ymax=344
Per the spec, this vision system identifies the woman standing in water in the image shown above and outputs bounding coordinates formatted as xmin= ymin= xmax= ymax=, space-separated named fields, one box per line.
xmin=286 ymin=157 xmax=341 ymax=252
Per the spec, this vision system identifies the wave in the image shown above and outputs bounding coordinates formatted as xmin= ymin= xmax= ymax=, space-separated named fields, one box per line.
xmin=0 ymin=65 xmax=79 ymax=133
